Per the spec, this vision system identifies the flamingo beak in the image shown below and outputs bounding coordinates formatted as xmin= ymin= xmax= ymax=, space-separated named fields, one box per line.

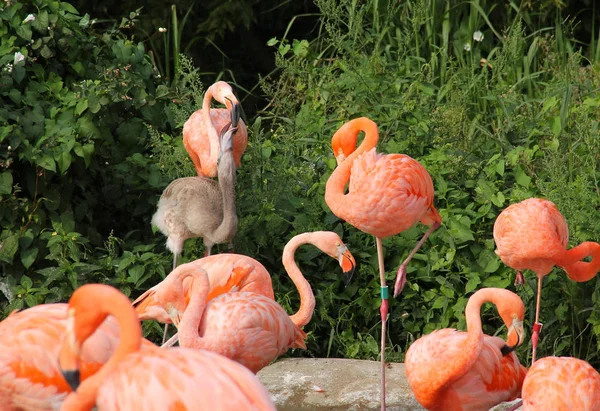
xmin=338 ymin=245 xmax=356 ymax=286
xmin=501 ymin=319 xmax=524 ymax=356
xmin=231 ymin=102 xmax=241 ymax=128
xmin=58 ymin=337 xmax=82 ymax=391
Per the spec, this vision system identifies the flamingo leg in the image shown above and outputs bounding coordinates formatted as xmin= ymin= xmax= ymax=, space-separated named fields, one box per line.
xmin=161 ymin=332 xmax=179 ymax=348
xmin=531 ymin=276 xmax=543 ymax=364
xmin=504 ymin=400 xmax=523 ymax=411
xmin=394 ymin=221 xmax=441 ymax=297
xmin=375 ymin=236 xmax=387 ymax=411
xmin=161 ymin=254 xmax=180 ymax=345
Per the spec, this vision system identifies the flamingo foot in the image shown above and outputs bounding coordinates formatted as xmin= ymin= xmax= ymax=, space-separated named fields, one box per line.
xmin=531 ymin=322 xmax=543 ymax=363
xmin=514 ymin=271 xmax=524 ymax=286
xmin=393 ymin=264 xmax=407 ymax=298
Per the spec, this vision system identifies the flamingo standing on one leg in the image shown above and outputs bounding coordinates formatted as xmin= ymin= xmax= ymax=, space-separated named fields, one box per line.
xmin=405 ymin=288 xmax=527 ymax=411
xmin=493 ymin=197 xmax=600 ymax=363
xmin=183 ymin=81 xmax=248 ymax=178
xmin=520 ymin=356 xmax=600 ymax=410
xmin=324 ymin=117 xmax=442 ymax=410
xmin=57 ymin=284 xmax=276 ymax=410
xmin=135 ymin=231 xmax=356 ymax=347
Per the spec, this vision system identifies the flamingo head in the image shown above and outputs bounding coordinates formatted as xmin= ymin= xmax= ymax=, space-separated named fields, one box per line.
xmin=153 ymin=262 xmax=200 ymax=326
xmin=331 ymin=125 xmax=359 ymax=165
xmin=209 ymin=81 xmax=239 ymax=111
xmin=497 ymin=291 xmax=526 ymax=356
xmin=310 ymin=231 xmax=356 ymax=286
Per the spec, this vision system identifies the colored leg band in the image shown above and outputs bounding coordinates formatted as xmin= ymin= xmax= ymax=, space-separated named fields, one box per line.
xmin=380 ymin=286 xmax=389 ymax=300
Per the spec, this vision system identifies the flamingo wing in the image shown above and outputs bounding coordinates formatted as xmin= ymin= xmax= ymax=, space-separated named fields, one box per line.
xmin=97 ymin=348 xmax=276 ymax=410
xmin=493 ymin=198 xmax=569 ymax=272
xmin=522 ymin=357 xmax=600 ymax=411
xmin=197 ymin=292 xmax=306 ymax=373
xmin=346 ymin=149 xmax=435 ymax=237
xmin=0 ymin=304 xmax=121 ymax=410
xmin=406 ymin=329 xmax=525 ymax=411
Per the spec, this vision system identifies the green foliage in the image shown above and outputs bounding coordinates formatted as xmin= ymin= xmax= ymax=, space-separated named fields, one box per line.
xmin=260 ymin=0 xmax=600 ymax=367
xmin=0 ymin=0 xmax=174 ymax=316
xmin=1 ymin=0 xmax=600 ymax=370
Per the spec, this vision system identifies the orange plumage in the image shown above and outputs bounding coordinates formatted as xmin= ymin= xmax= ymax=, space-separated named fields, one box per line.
xmin=182 ymin=81 xmax=248 ymax=177
xmin=493 ymin=197 xmax=600 ymax=362
xmin=0 ymin=304 xmax=120 ymax=409
xmin=58 ymin=284 xmax=275 ymax=410
xmin=405 ymin=288 xmax=527 ymax=411
xmin=522 ymin=356 xmax=600 ymax=410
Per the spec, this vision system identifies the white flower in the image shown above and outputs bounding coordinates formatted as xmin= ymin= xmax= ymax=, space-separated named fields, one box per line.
xmin=158 ymin=27 xmax=167 ymax=33
xmin=14 ymin=51 xmax=25 ymax=65
xmin=23 ymin=14 xmax=36 ymax=23
xmin=463 ymin=43 xmax=471 ymax=52
xmin=473 ymin=31 xmax=484 ymax=42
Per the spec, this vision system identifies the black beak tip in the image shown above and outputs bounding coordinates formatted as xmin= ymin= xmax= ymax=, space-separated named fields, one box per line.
xmin=500 ymin=343 xmax=516 ymax=357
xmin=343 ymin=265 xmax=356 ymax=287
xmin=231 ymin=103 xmax=241 ymax=128
xmin=61 ymin=369 xmax=81 ymax=391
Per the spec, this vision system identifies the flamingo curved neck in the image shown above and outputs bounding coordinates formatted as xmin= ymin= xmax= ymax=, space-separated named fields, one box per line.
xmin=559 ymin=241 xmax=600 ymax=282
xmin=62 ymin=290 xmax=143 ymax=411
xmin=324 ymin=118 xmax=379 ymax=216
xmin=283 ymin=233 xmax=316 ymax=328
xmin=210 ymin=153 xmax=238 ymax=245
xmin=202 ymin=88 xmax=220 ymax=174
xmin=178 ymin=268 xmax=211 ymax=347
xmin=425 ymin=289 xmax=496 ymax=409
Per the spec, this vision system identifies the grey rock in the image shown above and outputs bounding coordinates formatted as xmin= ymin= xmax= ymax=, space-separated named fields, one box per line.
xmin=257 ymin=358 xmax=424 ymax=410
xmin=257 ymin=358 xmax=523 ymax=411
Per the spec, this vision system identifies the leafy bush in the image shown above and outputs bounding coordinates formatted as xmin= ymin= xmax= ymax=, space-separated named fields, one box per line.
xmin=0 ymin=0 xmax=174 ymax=314
xmin=257 ymin=0 xmax=600 ymax=366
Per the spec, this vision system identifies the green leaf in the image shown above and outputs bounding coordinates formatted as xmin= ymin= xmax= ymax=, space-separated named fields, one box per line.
xmin=465 ymin=275 xmax=481 ymax=293
xmin=20 ymin=275 xmax=33 ymax=289
xmin=75 ymin=99 xmax=88 ymax=116
xmin=156 ymin=85 xmax=169 ymax=98
xmin=550 ymin=116 xmax=561 ymax=137
xmin=0 ymin=234 xmax=19 ymax=261
xmin=278 ymin=43 xmax=290 ymax=56
xmin=33 ymin=10 xmax=49 ymax=32
xmin=61 ymin=2 xmax=80 ymax=14
xmin=266 ymin=37 xmax=278 ymax=46
xmin=292 ymin=39 xmax=309 ymax=58
xmin=431 ymin=295 xmax=447 ymax=309
xmin=25 ymin=294 xmax=37 ymax=307
xmin=79 ymin=13 xmax=90 ymax=28
xmin=38 ymin=155 xmax=56 ymax=172
xmin=20 ymin=247 xmax=38 ymax=269
xmin=515 ymin=166 xmax=531 ymax=187
xmin=0 ymin=171 xmax=13 ymax=195
xmin=16 ymin=25 xmax=32 ymax=41
xmin=56 ymin=151 xmax=72 ymax=174
xmin=495 ymin=160 xmax=505 ymax=176
xmin=40 ymin=45 xmax=55 ymax=59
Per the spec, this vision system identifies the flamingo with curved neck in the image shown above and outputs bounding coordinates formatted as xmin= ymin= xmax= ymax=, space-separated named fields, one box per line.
xmin=405 ymin=288 xmax=527 ymax=411
xmin=137 ymin=231 xmax=355 ymax=344
xmin=183 ymin=81 xmax=248 ymax=177
xmin=494 ymin=197 xmax=600 ymax=363
xmin=58 ymin=284 xmax=276 ymax=410
xmin=154 ymin=232 xmax=356 ymax=373
xmin=325 ymin=117 xmax=442 ymax=410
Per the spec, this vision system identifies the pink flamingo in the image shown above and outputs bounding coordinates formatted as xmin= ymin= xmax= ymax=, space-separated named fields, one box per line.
xmin=325 ymin=117 xmax=442 ymax=409
xmin=183 ymin=81 xmax=248 ymax=177
xmin=135 ymin=231 xmax=356 ymax=347
xmin=493 ymin=197 xmax=600 ymax=362
xmin=150 ymin=232 xmax=355 ymax=373
xmin=521 ymin=356 xmax=600 ymax=410
xmin=405 ymin=288 xmax=527 ymax=411
xmin=58 ymin=283 xmax=276 ymax=410
xmin=0 ymin=303 xmax=153 ymax=409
